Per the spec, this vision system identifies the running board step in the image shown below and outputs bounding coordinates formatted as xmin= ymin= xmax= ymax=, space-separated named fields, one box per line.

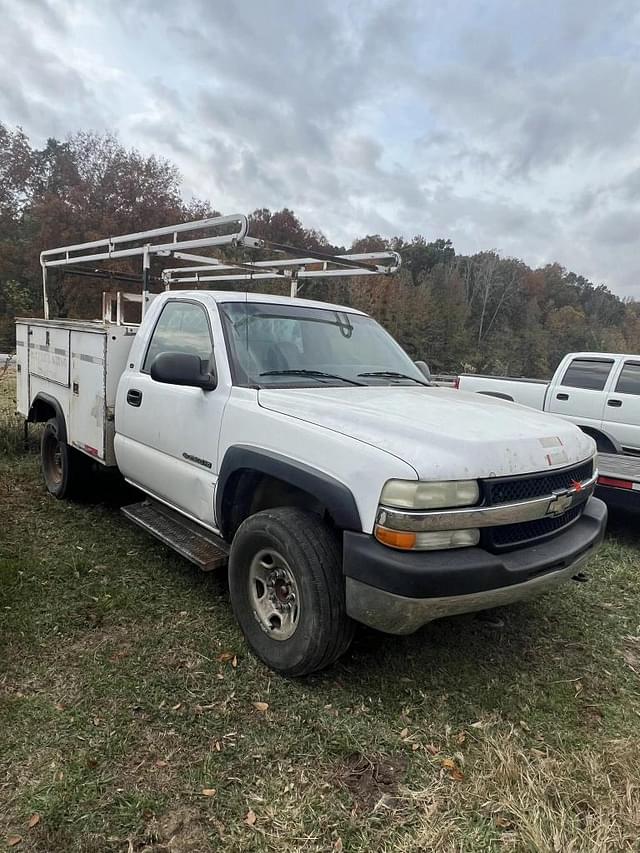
xmin=122 ymin=500 xmax=229 ymax=571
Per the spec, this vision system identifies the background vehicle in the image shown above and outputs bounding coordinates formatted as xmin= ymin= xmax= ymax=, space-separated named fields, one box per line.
xmin=458 ymin=353 xmax=640 ymax=510
xmin=16 ymin=215 xmax=607 ymax=676
xmin=458 ymin=352 xmax=640 ymax=454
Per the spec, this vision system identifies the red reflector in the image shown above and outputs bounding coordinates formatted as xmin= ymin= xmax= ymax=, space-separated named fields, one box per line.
xmin=598 ymin=475 xmax=632 ymax=490
xmin=84 ymin=444 xmax=99 ymax=457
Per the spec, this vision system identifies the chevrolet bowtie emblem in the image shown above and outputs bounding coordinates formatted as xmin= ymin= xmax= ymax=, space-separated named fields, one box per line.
xmin=545 ymin=490 xmax=574 ymax=517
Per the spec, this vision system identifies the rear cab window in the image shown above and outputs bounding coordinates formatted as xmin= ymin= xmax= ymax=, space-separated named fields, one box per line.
xmin=615 ymin=361 xmax=640 ymax=396
xmin=559 ymin=358 xmax=614 ymax=391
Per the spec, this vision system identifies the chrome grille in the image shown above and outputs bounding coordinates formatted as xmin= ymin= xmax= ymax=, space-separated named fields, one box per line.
xmin=486 ymin=460 xmax=594 ymax=505
xmin=484 ymin=505 xmax=583 ymax=550
xmin=481 ymin=460 xmax=593 ymax=552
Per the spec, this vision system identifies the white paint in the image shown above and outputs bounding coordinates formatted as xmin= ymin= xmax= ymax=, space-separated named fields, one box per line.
xmin=601 ymin=357 xmax=640 ymax=454
xmin=459 ymin=351 xmax=640 ymax=453
xmin=15 ymin=319 xmax=135 ymax=464
xmin=19 ymin=292 xmax=596 ymax=537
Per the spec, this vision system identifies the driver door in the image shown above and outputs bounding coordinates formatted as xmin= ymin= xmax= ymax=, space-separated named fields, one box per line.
xmin=116 ymin=298 xmax=230 ymax=527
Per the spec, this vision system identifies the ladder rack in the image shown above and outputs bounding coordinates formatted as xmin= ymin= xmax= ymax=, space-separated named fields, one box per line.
xmin=40 ymin=213 xmax=401 ymax=319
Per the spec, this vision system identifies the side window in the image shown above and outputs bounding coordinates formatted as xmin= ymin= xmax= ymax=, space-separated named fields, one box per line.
xmin=560 ymin=358 xmax=613 ymax=391
xmin=143 ymin=301 xmax=213 ymax=372
xmin=615 ymin=362 xmax=640 ymax=396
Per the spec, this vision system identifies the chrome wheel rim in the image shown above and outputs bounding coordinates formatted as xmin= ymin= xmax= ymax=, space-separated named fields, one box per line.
xmin=248 ymin=549 xmax=300 ymax=641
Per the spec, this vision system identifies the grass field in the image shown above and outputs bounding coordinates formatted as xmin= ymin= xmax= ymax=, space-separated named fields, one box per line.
xmin=1 ymin=376 xmax=639 ymax=852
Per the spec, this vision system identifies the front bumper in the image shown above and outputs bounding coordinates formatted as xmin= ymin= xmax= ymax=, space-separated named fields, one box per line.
xmin=344 ymin=496 xmax=607 ymax=634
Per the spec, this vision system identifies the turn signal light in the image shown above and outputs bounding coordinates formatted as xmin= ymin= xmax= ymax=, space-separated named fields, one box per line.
xmin=375 ymin=526 xmax=417 ymax=550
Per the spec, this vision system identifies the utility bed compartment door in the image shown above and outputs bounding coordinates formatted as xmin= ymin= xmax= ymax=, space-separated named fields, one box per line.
xmin=29 ymin=325 xmax=70 ymax=386
xmin=70 ymin=330 xmax=106 ymax=460
xmin=15 ymin=323 xmax=29 ymax=415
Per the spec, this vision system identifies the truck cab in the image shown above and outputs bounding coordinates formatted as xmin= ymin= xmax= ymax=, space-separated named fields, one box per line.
xmin=546 ymin=353 xmax=640 ymax=455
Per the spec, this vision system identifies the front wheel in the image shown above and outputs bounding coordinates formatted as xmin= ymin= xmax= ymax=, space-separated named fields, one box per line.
xmin=228 ymin=508 xmax=355 ymax=676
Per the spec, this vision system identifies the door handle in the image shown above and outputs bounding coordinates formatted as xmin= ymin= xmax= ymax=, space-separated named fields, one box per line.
xmin=556 ymin=393 xmax=569 ymax=401
xmin=607 ymin=399 xmax=622 ymax=408
xmin=126 ymin=389 xmax=143 ymax=407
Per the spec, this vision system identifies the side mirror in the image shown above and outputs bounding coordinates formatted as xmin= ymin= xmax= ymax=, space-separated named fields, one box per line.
xmin=414 ymin=360 xmax=431 ymax=382
xmin=150 ymin=352 xmax=217 ymax=390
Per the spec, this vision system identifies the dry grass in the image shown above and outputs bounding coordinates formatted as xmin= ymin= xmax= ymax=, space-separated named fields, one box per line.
xmin=398 ymin=728 xmax=640 ymax=853
xmin=1 ymin=376 xmax=640 ymax=852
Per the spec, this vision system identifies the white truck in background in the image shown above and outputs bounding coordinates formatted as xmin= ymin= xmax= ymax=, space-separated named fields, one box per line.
xmin=15 ymin=216 xmax=607 ymax=676
xmin=458 ymin=353 xmax=640 ymax=510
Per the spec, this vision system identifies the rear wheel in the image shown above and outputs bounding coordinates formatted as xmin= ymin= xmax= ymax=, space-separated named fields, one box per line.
xmin=229 ymin=507 xmax=355 ymax=676
xmin=41 ymin=418 xmax=89 ymax=499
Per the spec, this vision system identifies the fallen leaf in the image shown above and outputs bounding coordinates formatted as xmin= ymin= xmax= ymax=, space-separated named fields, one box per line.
xmin=495 ymin=816 xmax=514 ymax=830
xmin=456 ymin=731 xmax=466 ymax=745
xmin=155 ymin=760 xmax=168 ymax=768
xmin=441 ymin=758 xmax=464 ymax=781
xmin=171 ymin=703 xmax=182 ymax=711
xmin=54 ymin=702 xmax=65 ymax=712
xmin=27 ymin=815 xmax=40 ymax=829
xmin=412 ymin=743 xmax=420 ymax=751
xmin=334 ymin=838 xmax=343 ymax=851
xmin=244 ymin=809 xmax=257 ymax=826
xmin=426 ymin=744 xmax=439 ymax=755
xmin=470 ymin=720 xmax=484 ymax=729
xmin=7 ymin=836 xmax=22 ymax=847
xmin=400 ymin=727 xmax=409 ymax=739
xmin=232 ymin=656 xmax=238 ymax=668
xmin=217 ymin=652 xmax=234 ymax=663
xmin=253 ymin=702 xmax=269 ymax=712
xmin=202 ymin=788 xmax=217 ymax=797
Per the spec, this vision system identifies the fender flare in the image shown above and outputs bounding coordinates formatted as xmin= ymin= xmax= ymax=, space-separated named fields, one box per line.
xmin=28 ymin=393 xmax=68 ymax=443
xmin=216 ymin=445 xmax=362 ymax=535
xmin=577 ymin=425 xmax=623 ymax=454
xmin=477 ymin=390 xmax=515 ymax=402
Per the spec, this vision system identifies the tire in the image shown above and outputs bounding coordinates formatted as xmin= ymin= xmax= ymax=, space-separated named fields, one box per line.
xmin=228 ymin=508 xmax=355 ymax=676
xmin=40 ymin=418 xmax=89 ymax=499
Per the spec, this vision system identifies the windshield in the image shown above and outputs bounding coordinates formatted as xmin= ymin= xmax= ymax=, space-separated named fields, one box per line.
xmin=219 ymin=301 xmax=427 ymax=387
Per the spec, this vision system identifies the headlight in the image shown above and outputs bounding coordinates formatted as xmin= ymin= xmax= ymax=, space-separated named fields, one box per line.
xmin=380 ymin=479 xmax=480 ymax=510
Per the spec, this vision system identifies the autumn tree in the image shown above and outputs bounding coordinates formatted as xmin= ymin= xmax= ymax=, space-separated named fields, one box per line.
xmin=0 ymin=123 xmax=637 ymax=371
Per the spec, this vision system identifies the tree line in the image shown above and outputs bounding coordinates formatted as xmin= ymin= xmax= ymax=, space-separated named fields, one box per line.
xmin=1 ymin=123 xmax=637 ymax=376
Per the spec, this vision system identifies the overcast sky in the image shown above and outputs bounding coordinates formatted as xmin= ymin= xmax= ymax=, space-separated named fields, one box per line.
xmin=1 ymin=0 xmax=639 ymax=297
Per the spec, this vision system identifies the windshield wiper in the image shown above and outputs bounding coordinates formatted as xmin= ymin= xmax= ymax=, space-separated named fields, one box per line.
xmin=357 ymin=371 xmax=430 ymax=386
xmin=260 ymin=369 xmax=366 ymax=387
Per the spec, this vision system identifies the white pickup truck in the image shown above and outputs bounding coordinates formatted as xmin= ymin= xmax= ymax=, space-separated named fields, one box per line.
xmin=16 ymin=216 xmax=607 ymax=675
xmin=458 ymin=352 xmax=640 ymax=455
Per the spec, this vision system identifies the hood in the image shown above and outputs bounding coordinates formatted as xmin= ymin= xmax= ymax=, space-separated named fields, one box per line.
xmin=258 ymin=386 xmax=595 ymax=480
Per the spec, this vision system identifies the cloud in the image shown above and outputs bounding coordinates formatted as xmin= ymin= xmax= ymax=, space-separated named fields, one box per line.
xmin=0 ymin=0 xmax=639 ymax=297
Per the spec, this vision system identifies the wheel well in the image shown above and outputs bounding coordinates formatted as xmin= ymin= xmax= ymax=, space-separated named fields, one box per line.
xmin=27 ymin=394 xmax=68 ymax=443
xmin=577 ymin=426 xmax=620 ymax=454
xmin=29 ymin=398 xmax=55 ymax=422
xmin=220 ymin=469 xmax=327 ymax=539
